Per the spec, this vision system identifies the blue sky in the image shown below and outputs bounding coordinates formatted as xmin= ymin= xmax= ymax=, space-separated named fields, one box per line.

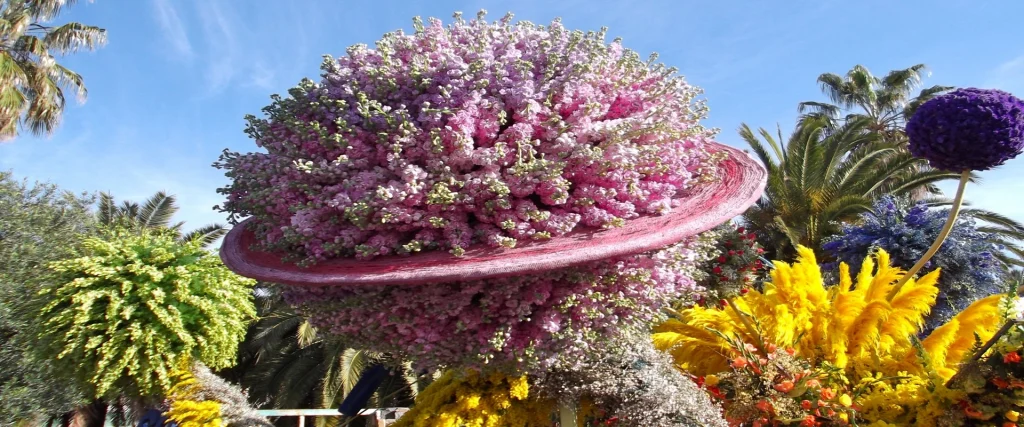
xmin=2 ymin=0 xmax=1023 ymax=231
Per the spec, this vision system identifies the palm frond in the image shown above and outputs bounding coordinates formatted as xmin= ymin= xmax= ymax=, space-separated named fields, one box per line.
xmin=178 ymin=223 xmax=227 ymax=248
xmin=41 ymin=22 xmax=107 ymax=54
xmin=137 ymin=191 xmax=178 ymax=229
xmin=96 ymin=192 xmax=118 ymax=225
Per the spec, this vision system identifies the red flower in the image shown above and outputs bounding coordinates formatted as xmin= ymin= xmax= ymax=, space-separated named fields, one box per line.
xmin=740 ymin=288 xmax=749 ymax=295
xmin=992 ymin=377 xmax=1010 ymax=389
xmin=964 ymin=405 xmax=986 ymax=420
xmin=732 ymin=356 xmax=749 ymax=369
xmin=801 ymin=400 xmax=812 ymax=410
xmin=800 ymin=415 xmax=817 ymax=427
xmin=718 ymin=256 xmax=728 ymax=263
xmin=713 ymin=266 xmax=723 ymax=274
xmin=1005 ymin=351 xmax=1022 ymax=364
xmin=755 ymin=400 xmax=774 ymax=413
xmin=737 ymin=227 xmax=746 ymax=233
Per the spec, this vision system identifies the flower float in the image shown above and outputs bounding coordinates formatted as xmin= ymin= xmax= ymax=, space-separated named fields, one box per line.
xmin=216 ymin=11 xmax=766 ymax=371
xmin=653 ymin=246 xmax=1009 ymax=425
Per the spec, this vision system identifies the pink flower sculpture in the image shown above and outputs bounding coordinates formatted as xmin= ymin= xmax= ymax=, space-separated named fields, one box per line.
xmin=217 ymin=12 xmax=766 ymax=371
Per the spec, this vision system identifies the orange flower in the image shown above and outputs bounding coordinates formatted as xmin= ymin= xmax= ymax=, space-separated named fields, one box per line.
xmin=801 ymin=400 xmax=812 ymax=410
xmin=732 ymin=356 xmax=749 ymax=369
xmin=804 ymin=378 xmax=821 ymax=389
xmin=992 ymin=377 xmax=1011 ymax=389
xmin=1005 ymin=351 xmax=1022 ymax=364
xmin=785 ymin=348 xmax=796 ymax=356
xmin=774 ymin=380 xmax=795 ymax=393
xmin=820 ymin=388 xmax=836 ymax=400
xmin=1003 ymin=423 xmax=1016 ymax=427
xmin=799 ymin=415 xmax=816 ymax=426
xmin=755 ymin=399 xmax=774 ymax=413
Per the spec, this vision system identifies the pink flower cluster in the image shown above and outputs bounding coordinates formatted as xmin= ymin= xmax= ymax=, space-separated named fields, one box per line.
xmin=281 ymin=237 xmax=706 ymax=370
xmin=215 ymin=11 xmax=715 ymax=264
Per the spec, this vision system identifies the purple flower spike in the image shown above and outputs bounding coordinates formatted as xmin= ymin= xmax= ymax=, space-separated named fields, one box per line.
xmin=907 ymin=88 xmax=1024 ymax=171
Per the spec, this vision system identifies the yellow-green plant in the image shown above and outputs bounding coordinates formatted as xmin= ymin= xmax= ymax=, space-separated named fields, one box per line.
xmin=34 ymin=229 xmax=256 ymax=399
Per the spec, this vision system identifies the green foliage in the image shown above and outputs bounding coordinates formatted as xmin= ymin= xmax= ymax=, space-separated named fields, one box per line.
xmin=739 ymin=117 xmax=964 ymax=259
xmin=225 ymin=286 xmax=417 ymax=414
xmin=34 ymin=229 xmax=256 ymax=400
xmin=0 ymin=171 xmax=92 ymax=424
xmin=97 ymin=192 xmax=227 ymax=248
xmin=0 ymin=0 xmax=107 ymax=140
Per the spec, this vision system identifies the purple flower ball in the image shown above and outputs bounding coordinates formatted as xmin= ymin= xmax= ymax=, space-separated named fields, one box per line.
xmin=906 ymin=88 xmax=1024 ymax=171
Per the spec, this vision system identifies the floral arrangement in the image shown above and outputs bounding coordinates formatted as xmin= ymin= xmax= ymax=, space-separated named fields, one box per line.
xmin=34 ymin=229 xmax=256 ymax=399
xmin=940 ymin=296 xmax=1024 ymax=426
xmin=534 ymin=331 xmax=727 ymax=427
xmin=824 ymin=196 xmax=1007 ymax=332
xmin=164 ymin=363 xmax=272 ymax=427
xmin=393 ymin=332 xmax=727 ymax=427
xmin=695 ymin=339 xmax=855 ymax=426
xmin=653 ymin=246 xmax=1008 ymax=425
xmin=391 ymin=370 xmax=554 ymax=427
xmin=214 ymin=11 xmax=718 ymax=265
xmin=693 ymin=222 xmax=765 ymax=304
xmin=284 ymin=236 xmax=709 ymax=370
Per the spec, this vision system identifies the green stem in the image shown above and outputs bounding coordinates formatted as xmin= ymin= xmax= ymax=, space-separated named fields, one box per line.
xmin=728 ymin=298 xmax=767 ymax=356
xmin=887 ymin=170 xmax=971 ymax=301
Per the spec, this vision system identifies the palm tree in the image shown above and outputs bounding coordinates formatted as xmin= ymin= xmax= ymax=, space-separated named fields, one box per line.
xmin=740 ymin=116 xmax=965 ymax=260
xmin=227 ymin=287 xmax=419 ymax=426
xmin=797 ymin=64 xmax=952 ymax=144
xmin=97 ymin=191 xmax=227 ymax=248
xmin=0 ymin=0 xmax=106 ymax=140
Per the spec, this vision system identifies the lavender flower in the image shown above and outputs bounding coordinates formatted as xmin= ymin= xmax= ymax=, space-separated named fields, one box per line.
xmin=823 ymin=196 xmax=1007 ymax=332
xmin=907 ymin=88 xmax=1024 ymax=171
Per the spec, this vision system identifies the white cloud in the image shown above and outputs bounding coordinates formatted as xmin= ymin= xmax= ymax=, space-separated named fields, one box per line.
xmin=986 ymin=55 xmax=1024 ymax=94
xmin=152 ymin=0 xmax=193 ymax=58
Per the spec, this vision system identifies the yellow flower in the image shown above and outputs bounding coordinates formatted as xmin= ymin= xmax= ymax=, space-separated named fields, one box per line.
xmin=654 ymin=246 xmax=1005 ymax=378
xmin=1007 ymin=410 xmax=1020 ymax=422
xmin=509 ymin=375 xmax=530 ymax=400
xmin=705 ymin=374 xmax=720 ymax=387
xmin=839 ymin=394 xmax=852 ymax=407
xmin=395 ymin=370 xmax=554 ymax=427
